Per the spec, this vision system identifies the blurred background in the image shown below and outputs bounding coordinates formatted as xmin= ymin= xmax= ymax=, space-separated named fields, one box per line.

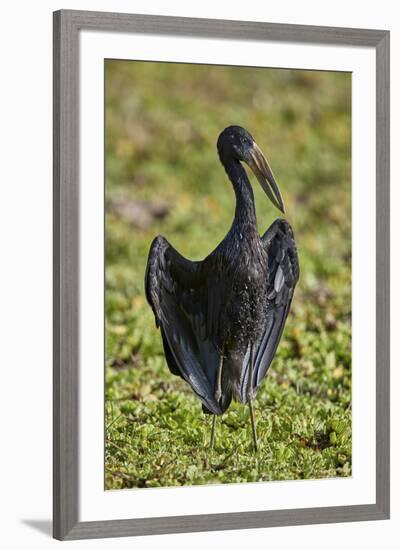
xmin=105 ymin=60 xmax=351 ymax=489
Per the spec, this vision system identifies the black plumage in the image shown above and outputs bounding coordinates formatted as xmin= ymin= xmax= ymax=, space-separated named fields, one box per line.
xmin=145 ymin=126 xmax=299 ymax=450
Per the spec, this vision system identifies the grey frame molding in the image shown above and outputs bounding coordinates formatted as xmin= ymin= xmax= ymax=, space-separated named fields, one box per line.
xmin=53 ymin=9 xmax=390 ymax=541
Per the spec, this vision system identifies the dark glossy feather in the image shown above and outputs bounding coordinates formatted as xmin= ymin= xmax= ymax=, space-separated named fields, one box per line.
xmin=145 ymin=236 xmax=223 ymax=414
xmin=239 ymin=218 xmax=299 ymax=401
xmin=145 ymin=218 xmax=299 ymax=413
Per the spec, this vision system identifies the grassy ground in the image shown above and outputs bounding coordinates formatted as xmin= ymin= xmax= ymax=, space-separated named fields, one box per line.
xmin=105 ymin=61 xmax=352 ymax=489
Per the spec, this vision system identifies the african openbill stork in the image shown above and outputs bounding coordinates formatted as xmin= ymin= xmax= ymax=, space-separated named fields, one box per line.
xmin=145 ymin=126 xmax=299 ymax=451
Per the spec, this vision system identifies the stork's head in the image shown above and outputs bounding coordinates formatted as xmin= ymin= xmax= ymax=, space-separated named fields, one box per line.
xmin=217 ymin=125 xmax=285 ymax=213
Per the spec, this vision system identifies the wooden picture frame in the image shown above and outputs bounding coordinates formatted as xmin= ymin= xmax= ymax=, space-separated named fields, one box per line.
xmin=53 ymin=9 xmax=390 ymax=540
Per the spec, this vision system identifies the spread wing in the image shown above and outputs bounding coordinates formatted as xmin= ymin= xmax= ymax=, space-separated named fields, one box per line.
xmin=240 ymin=218 xmax=299 ymax=401
xmin=145 ymin=235 xmax=222 ymax=415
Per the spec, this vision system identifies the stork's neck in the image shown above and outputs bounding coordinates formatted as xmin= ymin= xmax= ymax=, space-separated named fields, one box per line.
xmin=222 ymin=158 xmax=257 ymax=228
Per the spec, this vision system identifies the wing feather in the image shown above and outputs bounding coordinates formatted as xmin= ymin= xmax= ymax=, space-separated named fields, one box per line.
xmin=145 ymin=235 xmax=222 ymax=414
xmin=240 ymin=219 xmax=299 ymax=400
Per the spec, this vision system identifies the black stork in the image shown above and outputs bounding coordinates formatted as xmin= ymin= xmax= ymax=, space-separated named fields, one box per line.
xmin=145 ymin=125 xmax=299 ymax=451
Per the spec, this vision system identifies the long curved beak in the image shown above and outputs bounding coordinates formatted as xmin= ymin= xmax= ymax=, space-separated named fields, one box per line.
xmin=246 ymin=142 xmax=285 ymax=213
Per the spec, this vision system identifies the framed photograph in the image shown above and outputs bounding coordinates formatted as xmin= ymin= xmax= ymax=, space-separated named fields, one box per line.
xmin=53 ymin=9 xmax=390 ymax=541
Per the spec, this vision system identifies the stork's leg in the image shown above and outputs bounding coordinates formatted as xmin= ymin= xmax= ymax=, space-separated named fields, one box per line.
xmin=247 ymin=343 xmax=258 ymax=452
xmin=215 ymin=354 xmax=223 ymax=402
xmin=210 ymin=354 xmax=224 ymax=450
xmin=210 ymin=415 xmax=217 ymax=449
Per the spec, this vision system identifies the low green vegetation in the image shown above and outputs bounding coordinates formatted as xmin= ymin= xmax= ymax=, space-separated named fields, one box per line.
xmin=105 ymin=61 xmax=351 ymax=489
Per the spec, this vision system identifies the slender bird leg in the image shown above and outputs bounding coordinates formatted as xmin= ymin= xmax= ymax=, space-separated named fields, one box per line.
xmin=210 ymin=415 xmax=217 ymax=450
xmin=215 ymin=354 xmax=224 ymax=402
xmin=247 ymin=343 xmax=258 ymax=452
xmin=210 ymin=354 xmax=224 ymax=450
